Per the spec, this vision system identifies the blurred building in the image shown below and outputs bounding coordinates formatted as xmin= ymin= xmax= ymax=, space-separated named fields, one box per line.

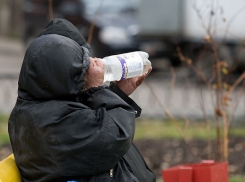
xmin=0 ymin=0 xmax=24 ymax=37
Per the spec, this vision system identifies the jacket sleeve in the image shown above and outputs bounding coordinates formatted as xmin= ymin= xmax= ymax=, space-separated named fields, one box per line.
xmin=109 ymin=82 xmax=142 ymax=118
xmin=30 ymin=87 xmax=137 ymax=176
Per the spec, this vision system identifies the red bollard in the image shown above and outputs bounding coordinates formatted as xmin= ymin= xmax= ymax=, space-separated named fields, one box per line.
xmin=162 ymin=160 xmax=228 ymax=182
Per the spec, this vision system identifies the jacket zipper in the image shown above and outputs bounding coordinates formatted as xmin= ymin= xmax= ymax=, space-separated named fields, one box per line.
xmin=110 ymin=168 xmax=113 ymax=177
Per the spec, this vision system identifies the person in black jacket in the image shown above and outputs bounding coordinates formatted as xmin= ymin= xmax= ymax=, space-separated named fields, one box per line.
xmin=8 ymin=18 xmax=155 ymax=182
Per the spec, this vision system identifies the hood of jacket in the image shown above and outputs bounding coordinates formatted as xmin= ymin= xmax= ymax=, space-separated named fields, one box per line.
xmin=39 ymin=18 xmax=90 ymax=49
xmin=18 ymin=19 xmax=90 ymax=100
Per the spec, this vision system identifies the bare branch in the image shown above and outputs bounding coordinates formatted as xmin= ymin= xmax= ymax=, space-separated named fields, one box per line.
xmin=87 ymin=0 xmax=105 ymax=44
xmin=169 ymin=67 xmax=176 ymax=111
xmin=49 ymin=0 xmax=53 ymax=21
xmin=145 ymin=81 xmax=200 ymax=162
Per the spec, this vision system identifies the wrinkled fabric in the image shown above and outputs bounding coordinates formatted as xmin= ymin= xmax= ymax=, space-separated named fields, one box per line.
xmin=8 ymin=18 xmax=155 ymax=182
xmin=18 ymin=34 xmax=89 ymax=100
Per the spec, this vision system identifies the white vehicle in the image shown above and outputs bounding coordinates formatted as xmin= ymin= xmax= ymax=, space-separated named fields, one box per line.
xmin=137 ymin=0 xmax=245 ymax=72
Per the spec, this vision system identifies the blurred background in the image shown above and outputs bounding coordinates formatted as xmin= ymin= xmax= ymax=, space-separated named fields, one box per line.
xmin=1 ymin=0 xmax=245 ymax=181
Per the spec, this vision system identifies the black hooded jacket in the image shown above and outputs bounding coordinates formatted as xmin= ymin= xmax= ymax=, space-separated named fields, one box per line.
xmin=8 ymin=18 xmax=155 ymax=182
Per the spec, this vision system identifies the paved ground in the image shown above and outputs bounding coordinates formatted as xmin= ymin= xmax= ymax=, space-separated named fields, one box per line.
xmin=0 ymin=37 xmax=24 ymax=113
xmin=0 ymin=37 xmax=245 ymax=122
xmin=0 ymin=37 xmax=24 ymax=76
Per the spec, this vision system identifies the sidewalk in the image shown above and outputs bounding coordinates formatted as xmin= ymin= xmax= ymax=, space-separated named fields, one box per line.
xmin=0 ymin=37 xmax=23 ymax=113
xmin=0 ymin=37 xmax=24 ymax=76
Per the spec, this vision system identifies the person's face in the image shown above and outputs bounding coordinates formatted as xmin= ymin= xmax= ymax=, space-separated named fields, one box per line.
xmin=85 ymin=57 xmax=105 ymax=88
xmin=88 ymin=57 xmax=104 ymax=76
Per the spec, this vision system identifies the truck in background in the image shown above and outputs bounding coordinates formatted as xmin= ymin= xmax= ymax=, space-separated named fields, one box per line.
xmin=136 ymin=0 xmax=245 ymax=74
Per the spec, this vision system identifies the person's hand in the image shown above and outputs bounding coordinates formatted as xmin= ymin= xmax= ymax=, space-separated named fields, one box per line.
xmin=85 ymin=57 xmax=104 ymax=89
xmin=114 ymin=67 xmax=152 ymax=96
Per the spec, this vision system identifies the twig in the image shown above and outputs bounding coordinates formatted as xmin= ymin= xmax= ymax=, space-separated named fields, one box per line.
xmin=169 ymin=67 xmax=176 ymax=111
xmin=226 ymin=71 xmax=245 ymax=96
xmin=183 ymin=117 xmax=190 ymax=133
xmin=145 ymin=81 xmax=199 ymax=162
xmin=49 ymin=0 xmax=53 ymax=21
xmin=222 ymin=4 xmax=245 ymax=42
xmin=222 ymin=110 xmax=228 ymax=161
xmin=228 ymin=79 xmax=245 ymax=133
xmin=87 ymin=0 xmax=105 ymax=44
xmin=199 ymin=86 xmax=212 ymax=159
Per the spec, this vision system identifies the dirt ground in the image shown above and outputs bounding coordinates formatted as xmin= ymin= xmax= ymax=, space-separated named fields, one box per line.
xmin=134 ymin=137 xmax=245 ymax=178
xmin=0 ymin=137 xmax=244 ymax=179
